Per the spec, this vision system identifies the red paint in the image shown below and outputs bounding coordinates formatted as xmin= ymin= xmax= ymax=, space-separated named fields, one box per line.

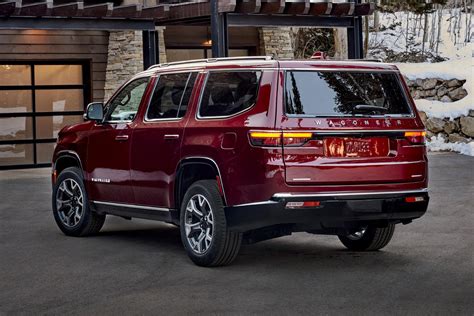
xmin=53 ymin=59 xmax=428 ymax=208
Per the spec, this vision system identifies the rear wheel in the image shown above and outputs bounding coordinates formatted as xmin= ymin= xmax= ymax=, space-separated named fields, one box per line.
xmin=52 ymin=167 xmax=105 ymax=237
xmin=180 ymin=180 xmax=242 ymax=267
xmin=338 ymin=224 xmax=395 ymax=251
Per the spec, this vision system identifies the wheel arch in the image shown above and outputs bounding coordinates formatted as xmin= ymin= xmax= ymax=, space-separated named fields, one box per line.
xmin=54 ymin=150 xmax=84 ymax=177
xmin=174 ymin=157 xmax=226 ymax=211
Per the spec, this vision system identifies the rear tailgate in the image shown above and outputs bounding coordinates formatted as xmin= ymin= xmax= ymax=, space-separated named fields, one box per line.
xmin=281 ymin=69 xmax=427 ymax=185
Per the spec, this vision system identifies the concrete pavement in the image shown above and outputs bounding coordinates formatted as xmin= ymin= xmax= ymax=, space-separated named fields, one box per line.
xmin=0 ymin=152 xmax=472 ymax=315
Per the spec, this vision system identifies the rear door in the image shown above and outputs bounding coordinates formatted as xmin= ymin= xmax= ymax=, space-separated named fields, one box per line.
xmin=280 ymin=69 xmax=426 ymax=185
xmin=131 ymin=72 xmax=198 ymax=208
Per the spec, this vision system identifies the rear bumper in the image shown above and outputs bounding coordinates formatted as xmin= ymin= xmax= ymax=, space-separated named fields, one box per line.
xmin=224 ymin=189 xmax=429 ymax=232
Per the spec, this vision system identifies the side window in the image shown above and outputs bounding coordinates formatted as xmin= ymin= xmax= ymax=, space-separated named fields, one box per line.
xmin=105 ymin=77 xmax=149 ymax=122
xmin=199 ymin=71 xmax=261 ymax=118
xmin=146 ymin=72 xmax=197 ymax=120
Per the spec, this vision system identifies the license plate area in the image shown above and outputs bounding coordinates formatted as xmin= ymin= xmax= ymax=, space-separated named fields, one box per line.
xmin=323 ymin=137 xmax=389 ymax=158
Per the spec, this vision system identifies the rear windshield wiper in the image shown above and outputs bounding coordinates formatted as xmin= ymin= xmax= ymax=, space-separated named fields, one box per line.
xmin=352 ymin=104 xmax=389 ymax=115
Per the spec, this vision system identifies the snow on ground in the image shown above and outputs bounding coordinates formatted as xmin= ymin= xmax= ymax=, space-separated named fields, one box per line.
xmin=396 ymin=58 xmax=473 ymax=119
xmin=427 ymin=134 xmax=474 ymax=156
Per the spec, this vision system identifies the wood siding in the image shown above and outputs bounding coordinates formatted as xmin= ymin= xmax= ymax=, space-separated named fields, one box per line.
xmin=0 ymin=30 xmax=109 ymax=102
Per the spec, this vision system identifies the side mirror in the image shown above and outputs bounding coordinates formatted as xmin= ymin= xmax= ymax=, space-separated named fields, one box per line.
xmin=84 ymin=102 xmax=104 ymax=121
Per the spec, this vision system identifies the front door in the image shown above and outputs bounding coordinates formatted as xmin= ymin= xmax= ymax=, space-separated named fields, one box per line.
xmin=131 ymin=72 xmax=199 ymax=208
xmin=86 ymin=77 xmax=150 ymax=204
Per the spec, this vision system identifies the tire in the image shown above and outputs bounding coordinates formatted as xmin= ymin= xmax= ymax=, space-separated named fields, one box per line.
xmin=180 ymin=180 xmax=242 ymax=267
xmin=52 ymin=167 xmax=105 ymax=237
xmin=338 ymin=224 xmax=395 ymax=251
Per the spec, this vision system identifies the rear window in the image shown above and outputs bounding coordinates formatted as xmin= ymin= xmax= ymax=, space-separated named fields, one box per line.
xmin=285 ymin=71 xmax=412 ymax=117
xmin=199 ymin=71 xmax=261 ymax=118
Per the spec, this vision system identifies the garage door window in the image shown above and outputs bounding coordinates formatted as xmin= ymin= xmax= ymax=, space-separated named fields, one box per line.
xmin=0 ymin=62 xmax=90 ymax=168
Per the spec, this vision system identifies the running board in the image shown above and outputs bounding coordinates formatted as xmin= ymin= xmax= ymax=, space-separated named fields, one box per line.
xmin=90 ymin=200 xmax=178 ymax=224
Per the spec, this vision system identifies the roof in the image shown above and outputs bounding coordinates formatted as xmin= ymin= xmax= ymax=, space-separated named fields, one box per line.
xmin=0 ymin=1 xmax=375 ymax=24
xmin=142 ymin=56 xmax=399 ymax=76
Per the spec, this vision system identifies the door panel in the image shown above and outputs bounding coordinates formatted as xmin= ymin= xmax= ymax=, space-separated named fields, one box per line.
xmin=86 ymin=76 xmax=150 ymax=204
xmin=131 ymin=72 xmax=198 ymax=208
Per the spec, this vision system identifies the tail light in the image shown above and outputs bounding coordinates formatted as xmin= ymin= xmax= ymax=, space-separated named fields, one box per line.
xmin=249 ymin=131 xmax=313 ymax=147
xmin=405 ymin=131 xmax=426 ymax=144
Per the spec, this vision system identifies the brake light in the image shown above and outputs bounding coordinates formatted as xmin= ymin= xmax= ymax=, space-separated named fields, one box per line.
xmin=249 ymin=131 xmax=313 ymax=147
xmin=405 ymin=131 xmax=426 ymax=144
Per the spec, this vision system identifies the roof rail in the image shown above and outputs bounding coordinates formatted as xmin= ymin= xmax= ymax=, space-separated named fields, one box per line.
xmin=148 ymin=56 xmax=274 ymax=70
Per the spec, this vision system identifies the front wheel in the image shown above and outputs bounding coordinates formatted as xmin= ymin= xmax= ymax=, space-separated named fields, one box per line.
xmin=180 ymin=180 xmax=242 ymax=267
xmin=52 ymin=167 xmax=105 ymax=237
xmin=338 ymin=224 xmax=395 ymax=251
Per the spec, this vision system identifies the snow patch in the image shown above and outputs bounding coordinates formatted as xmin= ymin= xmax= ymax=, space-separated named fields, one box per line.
xmin=396 ymin=58 xmax=473 ymax=119
xmin=427 ymin=135 xmax=474 ymax=156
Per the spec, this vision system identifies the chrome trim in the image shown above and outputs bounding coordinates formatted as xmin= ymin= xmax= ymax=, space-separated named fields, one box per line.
xmin=164 ymin=134 xmax=180 ymax=139
xmin=272 ymin=188 xmax=428 ymax=199
xmin=180 ymin=156 xmax=227 ymax=205
xmin=143 ymin=72 xmax=199 ymax=123
xmin=230 ymin=200 xmax=279 ymax=208
xmin=91 ymin=200 xmax=170 ymax=212
xmin=317 ymin=161 xmax=425 ymax=167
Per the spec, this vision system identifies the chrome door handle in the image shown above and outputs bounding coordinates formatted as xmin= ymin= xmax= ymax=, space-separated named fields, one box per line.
xmin=115 ymin=135 xmax=129 ymax=141
xmin=164 ymin=134 xmax=180 ymax=140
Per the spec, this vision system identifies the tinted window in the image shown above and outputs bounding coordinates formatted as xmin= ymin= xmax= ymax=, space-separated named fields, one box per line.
xmin=106 ymin=77 xmax=149 ymax=122
xmin=146 ymin=72 xmax=196 ymax=120
xmin=285 ymin=71 xmax=411 ymax=117
xmin=199 ymin=71 xmax=261 ymax=118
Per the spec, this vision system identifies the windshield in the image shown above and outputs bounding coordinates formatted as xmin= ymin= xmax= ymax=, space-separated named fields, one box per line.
xmin=284 ymin=71 xmax=412 ymax=117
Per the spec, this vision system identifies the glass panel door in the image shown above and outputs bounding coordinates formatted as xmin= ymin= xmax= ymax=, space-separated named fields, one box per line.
xmin=0 ymin=61 xmax=90 ymax=169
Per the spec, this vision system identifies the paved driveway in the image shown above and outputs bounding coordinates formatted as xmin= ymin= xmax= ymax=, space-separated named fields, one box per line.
xmin=0 ymin=152 xmax=472 ymax=315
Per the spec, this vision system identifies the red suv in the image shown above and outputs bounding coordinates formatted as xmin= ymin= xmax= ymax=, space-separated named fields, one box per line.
xmin=52 ymin=56 xmax=429 ymax=266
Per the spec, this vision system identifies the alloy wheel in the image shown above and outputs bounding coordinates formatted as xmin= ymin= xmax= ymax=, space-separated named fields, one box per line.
xmin=346 ymin=226 xmax=368 ymax=241
xmin=56 ymin=178 xmax=84 ymax=228
xmin=184 ymin=194 xmax=214 ymax=254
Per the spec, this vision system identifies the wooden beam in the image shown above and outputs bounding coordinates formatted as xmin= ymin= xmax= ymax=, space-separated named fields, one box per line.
xmin=235 ymin=0 xmax=261 ymax=14
xmin=260 ymin=0 xmax=285 ymax=14
xmin=112 ymin=4 xmax=142 ymax=18
xmin=284 ymin=0 xmax=310 ymax=15
xmin=330 ymin=2 xmax=355 ymax=16
xmin=52 ymin=2 xmax=84 ymax=17
xmin=354 ymin=2 xmax=375 ymax=16
xmin=141 ymin=4 xmax=169 ymax=20
xmin=82 ymin=2 xmax=113 ymax=18
xmin=19 ymin=0 xmax=53 ymax=16
xmin=0 ymin=1 xmax=21 ymax=16
xmin=166 ymin=1 xmax=209 ymax=21
xmin=308 ymin=1 xmax=332 ymax=16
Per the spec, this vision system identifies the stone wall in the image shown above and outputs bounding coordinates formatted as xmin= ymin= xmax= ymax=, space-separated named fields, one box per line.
xmin=259 ymin=27 xmax=294 ymax=58
xmin=406 ymin=78 xmax=468 ymax=102
xmin=104 ymin=31 xmax=143 ymax=101
xmin=405 ymin=77 xmax=473 ymax=144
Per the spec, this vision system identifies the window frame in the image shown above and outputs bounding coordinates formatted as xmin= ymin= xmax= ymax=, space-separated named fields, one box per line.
xmin=196 ymin=69 xmax=263 ymax=120
xmin=103 ymin=76 xmax=150 ymax=124
xmin=283 ymin=69 xmax=415 ymax=118
xmin=144 ymin=71 xmax=198 ymax=123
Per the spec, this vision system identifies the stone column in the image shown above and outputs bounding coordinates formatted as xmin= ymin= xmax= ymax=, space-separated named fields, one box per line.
xmin=156 ymin=26 xmax=167 ymax=64
xmin=104 ymin=30 xmax=144 ymax=101
xmin=259 ymin=27 xmax=294 ymax=58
